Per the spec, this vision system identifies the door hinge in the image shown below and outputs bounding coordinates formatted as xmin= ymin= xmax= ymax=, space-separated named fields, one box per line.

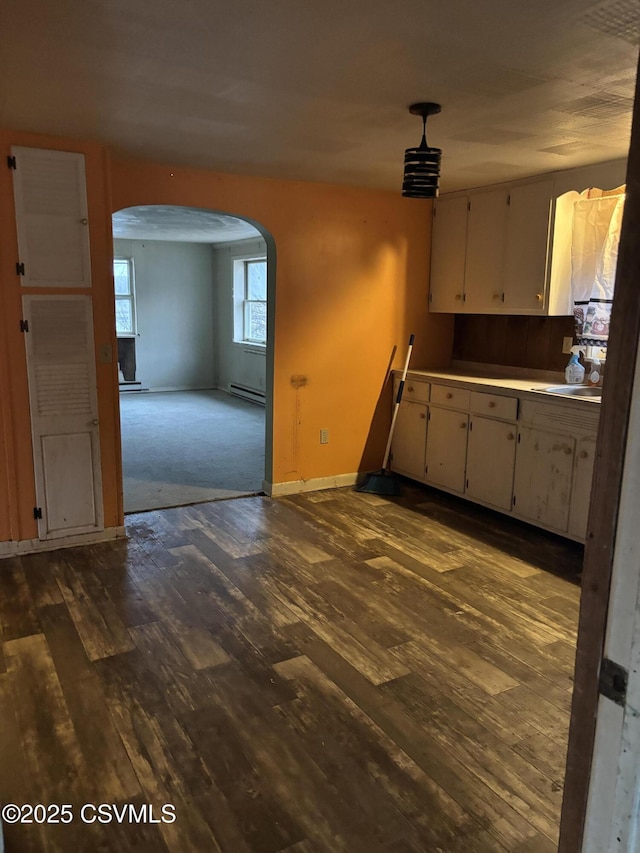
xmin=599 ymin=658 xmax=628 ymax=706
xmin=20 ymin=319 xmax=29 ymax=333
xmin=7 ymin=155 xmax=16 ymax=170
xmin=513 ymin=495 xmax=517 ymax=506
xmin=425 ymin=465 xmax=428 ymax=475
xmin=16 ymin=262 xmax=25 ymax=276
xmin=517 ymin=432 xmax=521 ymax=443
xmin=427 ymin=410 xmax=431 ymax=421
xmin=469 ymin=420 xmax=473 ymax=431
xmin=466 ymin=479 xmax=469 ymax=489
xmin=462 ymin=293 xmax=466 ymax=303
xmin=467 ymin=201 xmax=471 ymax=211
xmin=507 ymin=194 xmax=511 ymax=206
xmin=33 ymin=507 xmax=42 ymax=520
xmin=429 ymin=292 xmax=433 ymax=303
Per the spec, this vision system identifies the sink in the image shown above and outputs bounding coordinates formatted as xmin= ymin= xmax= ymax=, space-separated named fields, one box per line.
xmin=539 ymin=385 xmax=602 ymax=398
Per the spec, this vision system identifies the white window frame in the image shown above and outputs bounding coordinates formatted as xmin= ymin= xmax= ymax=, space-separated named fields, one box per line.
xmin=113 ymin=257 xmax=136 ymax=337
xmin=233 ymin=256 xmax=267 ymax=346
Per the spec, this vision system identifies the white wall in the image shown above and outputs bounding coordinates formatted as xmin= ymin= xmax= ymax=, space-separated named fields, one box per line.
xmin=213 ymin=237 xmax=267 ymax=396
xmin=114 ymin=239 xmax=216 ymax=391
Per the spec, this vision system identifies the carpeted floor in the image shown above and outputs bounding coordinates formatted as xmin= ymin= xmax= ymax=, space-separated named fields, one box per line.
xmin=119 ymin=389 xmax=265 ymax=512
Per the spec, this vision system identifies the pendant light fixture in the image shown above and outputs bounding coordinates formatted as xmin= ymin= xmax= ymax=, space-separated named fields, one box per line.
xmin=402 ymin=102 xmax=442 ymax=198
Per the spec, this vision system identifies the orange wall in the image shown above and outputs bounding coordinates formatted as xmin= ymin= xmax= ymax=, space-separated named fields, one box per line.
xmin=0 ymin=127 xmax=453 ymax=543
xmin=111 ymin=158 xmax=454 ymax=485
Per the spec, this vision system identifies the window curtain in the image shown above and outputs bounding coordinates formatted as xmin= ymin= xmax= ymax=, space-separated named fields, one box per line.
xmin=571 ymin=187 xmax=625 ymax=350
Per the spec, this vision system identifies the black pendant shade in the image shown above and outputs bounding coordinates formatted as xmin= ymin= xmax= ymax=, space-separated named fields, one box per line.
xmin=402 ymin=102 xmax=442 ymax=199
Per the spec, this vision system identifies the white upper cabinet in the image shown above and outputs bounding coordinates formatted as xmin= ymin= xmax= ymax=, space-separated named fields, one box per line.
xmin=429 ymin=195 xmax=468 ymax=312
xmin=428 ymin=159 xmax=627 ymax=316
xmin=464 ymin=188 xmax=508 ymax=313
xmin=503 ymin=181 xmax=553 ymax=313
xmin=11 ymin=147 xmax=92 ymax=288
xmin=430 ymin=178 xmax=557 ymax=315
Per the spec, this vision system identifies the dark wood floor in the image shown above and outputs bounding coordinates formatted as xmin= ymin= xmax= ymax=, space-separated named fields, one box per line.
xmin=0 ymin=484 xmax=582 ymax=852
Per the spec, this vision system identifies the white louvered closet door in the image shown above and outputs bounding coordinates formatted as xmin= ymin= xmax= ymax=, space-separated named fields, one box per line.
xmin=23 ymin=295 xmax=104 ymax=539
xmin=11 ymin=146 xmax=92 ymax=288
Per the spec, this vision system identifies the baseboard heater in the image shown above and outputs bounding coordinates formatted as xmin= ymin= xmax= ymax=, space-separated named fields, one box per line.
xmin=228 ymin=383 xmax=266 ymax=406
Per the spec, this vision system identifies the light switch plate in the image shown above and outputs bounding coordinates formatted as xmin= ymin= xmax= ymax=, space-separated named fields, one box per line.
xmin=562 ymin=337 xmax=574 ymax=354
xmin=320 ymin=428 xmax=329 ymax=445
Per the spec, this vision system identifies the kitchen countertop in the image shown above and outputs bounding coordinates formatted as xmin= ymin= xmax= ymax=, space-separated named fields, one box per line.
xmin=396 ymin=363 xmax=602 ymax=408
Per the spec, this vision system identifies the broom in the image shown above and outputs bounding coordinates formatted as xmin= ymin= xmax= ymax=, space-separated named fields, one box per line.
xmin=357 ymin=333 xmax=415 ymax=495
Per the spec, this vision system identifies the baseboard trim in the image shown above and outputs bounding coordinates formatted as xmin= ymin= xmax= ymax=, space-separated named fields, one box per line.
xmin=0 ymin=526 xmax=127 ymax=559
xmin=228 ymin=383 xmax=266 ymax=406
xmin=142 ymin=385 xmax=216 ymax=393
xmin=263 ymin=473 xmax=358 ymax=497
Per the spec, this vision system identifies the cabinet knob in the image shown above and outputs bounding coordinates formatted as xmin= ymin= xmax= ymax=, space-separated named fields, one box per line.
xmin=460 ymin=422 xmax=467 ymax=429
xmin=407 ymin=386 xmax=414 ymax=392
xmin=564 ymin=446 xmax=573 ymax=455
xmin=536 ymin=292 xmax=543 ymax=301
xmin=446 ymin=392 xmax=453 ymax=399
xmin=507 ymin=432 xmax=515 ymax=441
xmin=488 ymin=401 xmax=496 ymax=408
xmin=419 ymin=412 xmax=426 ymax=419
xmin=455 ymin=293 xmax=463 ymax=301
xmin=579 ymin=450 xmax=588 ymax=459
xmin=80 ymin=218 xmax=88 ymax=225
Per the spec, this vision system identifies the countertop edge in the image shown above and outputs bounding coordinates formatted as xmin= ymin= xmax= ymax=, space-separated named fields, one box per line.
xmin=394 ymin=368 xmax=602 ymax=408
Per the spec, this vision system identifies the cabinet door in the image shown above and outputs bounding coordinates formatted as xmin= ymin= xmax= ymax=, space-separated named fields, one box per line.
xmin=504 ymin=181 xmax=553 ymax=313
xmin=390 ymin=403 xmax=428 ymax=481
xmin=11 ymin=147 xmax=92 ymax=288
xmin=568 ymin=436 xmax=597 ymax=541
xmin=513 ymin=426 xmax=575 ymax=532
xmin=466 ymin=417 xmax=517 ymax=510
xmin=464 ymin=189 xmax=508 ymax=313
xmin=425 ymin=407 xmax=468 ymax=493
xmin=23 ymin=295 xmax=104 ymax=539
xmin=429 ymin=195 xmax=468 ymax=312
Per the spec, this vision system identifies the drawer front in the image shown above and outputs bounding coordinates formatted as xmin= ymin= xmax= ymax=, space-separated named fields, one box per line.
xmin=430 ymin=384 xmax=471 ymax=410
xmin=394 ymin=377 xmax=430 ymax=404
xmin=469 ymin=391 xmax=518 ymax=421
xmin=519 ymin=399 xmax=600 ymax=434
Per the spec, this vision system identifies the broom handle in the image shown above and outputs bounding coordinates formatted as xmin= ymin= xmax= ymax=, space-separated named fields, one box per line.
xmin=381 ymin=334 xmax=415 ymax=471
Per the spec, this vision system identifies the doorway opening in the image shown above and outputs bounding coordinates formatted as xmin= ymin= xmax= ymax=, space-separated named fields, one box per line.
xmin=111 ymin=205 xmax=275 ymax=513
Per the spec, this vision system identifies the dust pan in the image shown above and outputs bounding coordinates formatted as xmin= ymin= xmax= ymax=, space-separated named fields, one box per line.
xmin=357 ymin=334 xmax=415 ymax=497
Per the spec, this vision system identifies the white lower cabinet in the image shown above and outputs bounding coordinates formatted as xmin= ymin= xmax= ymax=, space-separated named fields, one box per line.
xmin=466 ymin=416 xmax=517 ymax=511
xmin=568 ymin=437 xmax=597 ymax=540
xmin=425 ymin=407 xmax=468 ymax=493
xmin=390 ymin=402 xmax=428 ymax=481
xmin=513 ymin=427 xmax=575 ymax=533
xmin=390 ymin=373 xmax=600 ymax=543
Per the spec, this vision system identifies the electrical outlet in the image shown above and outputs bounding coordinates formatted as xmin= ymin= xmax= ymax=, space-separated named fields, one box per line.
xmin=320 ymin=428 xmax=329 ymax=445
xmin=562 ymin=337 xmax=574 ymax=354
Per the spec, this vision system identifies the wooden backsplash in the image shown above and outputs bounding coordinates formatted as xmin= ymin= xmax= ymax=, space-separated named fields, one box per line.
xmin=452 ymin=315 xmax=575 ymax=372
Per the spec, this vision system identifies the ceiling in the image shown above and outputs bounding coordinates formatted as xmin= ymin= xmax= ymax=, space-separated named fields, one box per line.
xmin=1 ymin=0 xmax=638 ymax=193
xmin=112 ymin=206 xmax=260 ymax=243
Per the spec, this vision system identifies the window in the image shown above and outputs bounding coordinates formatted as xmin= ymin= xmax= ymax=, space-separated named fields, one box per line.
xmin=242 ymin=259 xmax=267 ymax=344
xmin=113 ymin=259 xmax=136 ymax=336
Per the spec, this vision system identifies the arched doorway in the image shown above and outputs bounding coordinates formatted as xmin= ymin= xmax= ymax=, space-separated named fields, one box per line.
xmin=111 ymin=205 xmax=275 ymax=513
